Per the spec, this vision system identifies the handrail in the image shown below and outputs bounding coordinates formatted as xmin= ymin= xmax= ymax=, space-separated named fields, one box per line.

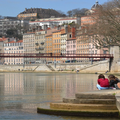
xmin=0 ymin=53 xmax=114 ymax=58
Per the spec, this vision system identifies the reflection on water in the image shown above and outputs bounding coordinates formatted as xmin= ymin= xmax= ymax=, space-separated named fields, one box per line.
xmin=0 ymin=72 xmax=119 ymax=120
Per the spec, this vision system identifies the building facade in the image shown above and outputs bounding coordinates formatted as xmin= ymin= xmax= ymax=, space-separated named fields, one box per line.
xmin=0 ymin=37 xmax=9 ymax=64
xmin=66 ymin=38 xmax=76 ymax=61
xmin=23 ymin=32 xmax=35 ymax=64
xmin=52 ymin=30 xmax=61 ymax=63
xmin=29 ymin=17 xmax=78 ymax=30
xmin=4 ymin=40 xmax=23 ymax=65
xmin=45 ymin=34 xmax=53 ymax=63
xmin=34 ymin=30 xmax=46 ymax=63
xmin=0 ymin=18 xmax=29 ymax=35
xmin=76 ymin=27 xmax=90 ymax=62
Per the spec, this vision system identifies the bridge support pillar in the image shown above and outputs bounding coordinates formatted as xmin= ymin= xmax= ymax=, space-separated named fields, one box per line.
xmin=110 ymin=45 xmax=119 ymax=72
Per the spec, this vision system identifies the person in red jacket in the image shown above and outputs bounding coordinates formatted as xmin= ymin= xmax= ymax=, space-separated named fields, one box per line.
xmin=97 ymin=74 xmax=110 ymax=90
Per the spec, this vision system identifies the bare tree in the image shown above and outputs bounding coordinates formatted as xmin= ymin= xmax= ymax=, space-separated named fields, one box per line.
xmin=89 ymin=0 xmax=120 ymax=49
xmin=67 ymin=10 xmax=73 ymax=17
xmin=67 ymin=8 xmax=88 ymax=17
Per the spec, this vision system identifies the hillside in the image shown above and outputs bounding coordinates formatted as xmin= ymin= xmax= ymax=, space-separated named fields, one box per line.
xmin=18 ymin=8 xmax=66 ymax=20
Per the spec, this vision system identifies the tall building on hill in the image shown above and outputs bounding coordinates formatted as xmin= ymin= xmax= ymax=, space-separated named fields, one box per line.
xmin=81 ymin=1 xmax=101 ymax=26
xmin=29 ymin=17 xmax=78 ymax=31
xmin=0 ymin=17 xmax=29 ymax=36
xmin=17 ymin=8 xmax=66 ymax=20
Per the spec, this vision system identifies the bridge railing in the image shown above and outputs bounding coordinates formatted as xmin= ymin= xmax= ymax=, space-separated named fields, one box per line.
xmin=0 ymin=53 xmax=113 ymax=58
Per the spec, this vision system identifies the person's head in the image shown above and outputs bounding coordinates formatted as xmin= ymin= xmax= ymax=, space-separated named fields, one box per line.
xmin=108 ymin=74 xmax=115 ymax=81
xmin=98 ymin=74 xmax=105 ymax=79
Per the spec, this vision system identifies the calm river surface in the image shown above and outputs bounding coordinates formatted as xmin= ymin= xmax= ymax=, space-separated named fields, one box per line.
xmin=0 ymin=72 xmax=119 ymax=120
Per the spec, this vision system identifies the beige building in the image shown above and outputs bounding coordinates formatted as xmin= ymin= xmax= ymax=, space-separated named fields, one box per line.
xmin=45 ymin=34 xmax=53 ymax=63
xmin=0 ymin=37 xmax=8 ymax=64
xmin=23 ymin=32 xmax=35 ymax=64
xmin=35 ymin=30 xmax=46 ymax=63
xmin=4 ymin=40 xmax=24 ymax=65
xmin=76 ymin=27 xmax=89 ymax=62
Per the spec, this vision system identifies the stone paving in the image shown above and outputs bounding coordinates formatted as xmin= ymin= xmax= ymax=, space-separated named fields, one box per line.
xmin=37 ymin=90 xmax=120 ymax=118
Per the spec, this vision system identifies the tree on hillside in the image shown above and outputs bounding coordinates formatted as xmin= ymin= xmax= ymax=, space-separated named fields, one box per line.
xmin=67 ymin=10 xmax=72 ymax=17
xmin=6 ymin=29 xmax=22 ymax=40
xmin=57 ymin=10 xmax=66 ymax=17
xmin=88 ymin=0 xmax=120 ymax=49
xmin=67 ymin=8 xmax=88 ymax=17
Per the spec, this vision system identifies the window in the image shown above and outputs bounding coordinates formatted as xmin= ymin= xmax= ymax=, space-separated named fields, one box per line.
xmin=95 ymin=50 xmax=97 ymax=54
xmin=103 ymin=50 xmax=107 ymax=54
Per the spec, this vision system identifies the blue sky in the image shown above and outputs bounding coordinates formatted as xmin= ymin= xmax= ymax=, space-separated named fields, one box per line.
xmin=0 ymin=0 xmax=108 ymax=17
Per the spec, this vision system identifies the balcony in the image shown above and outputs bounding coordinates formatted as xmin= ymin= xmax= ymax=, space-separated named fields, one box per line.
xmin=41 ymin=42 xmax=44 ymax=45
xmin=35 ymin=43 xmax=39 ymax=46
xmin=35 ymin=47 xmax=44 ymax=51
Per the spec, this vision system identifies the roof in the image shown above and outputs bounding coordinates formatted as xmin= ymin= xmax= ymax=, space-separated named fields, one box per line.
xmin=16 ymin=40 xmax=23 ymax=43
xmin=6 ymin=40 xmax=23 ymax=44
xmin=91 ymin=1 xmax=101 ymax=10
xmin=29 ymin=18 xmax=77 ymax=23
xmin=24 ymin=32 xmax=35 ymax=35
xmin=67 ymin=38 xmax=76 ymax=41
xmin=61 ymin=32 xmax=66 ymax=35
xmin=52 ymin=30 xmax=61 ymax=33
xmin=8 ymin=41 xmax=15 ymax=43
xmin=0 ymin=37 xmax=8 ymax=42
xmin=45 ymin=34 xmax=52 ymax=37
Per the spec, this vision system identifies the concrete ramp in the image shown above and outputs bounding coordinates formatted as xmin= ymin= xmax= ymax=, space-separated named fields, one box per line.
xmin=79 ymin=60 xmax=109 ymax=73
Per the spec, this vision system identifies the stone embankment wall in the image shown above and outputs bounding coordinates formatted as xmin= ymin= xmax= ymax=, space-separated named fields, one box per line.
xmin=0 ymin=64 xmax=51 ymax=72
xmin=54 ymin=60 xmax=109 ymax=73
xmin=0 ymin=60 xmax=110 ymax=73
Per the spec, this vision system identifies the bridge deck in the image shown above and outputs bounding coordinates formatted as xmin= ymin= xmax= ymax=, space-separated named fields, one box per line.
xmin=0 ymin=53 xmax=113 ymax=58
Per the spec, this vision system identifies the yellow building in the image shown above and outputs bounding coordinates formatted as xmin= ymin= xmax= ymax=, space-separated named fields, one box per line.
xmin=17 ymin=8 xmax=37 ymax=20
xmin=18 ymin=13 xmax=37 ymax=19
xmin=52 ymin=30 xmax=61 ymax=63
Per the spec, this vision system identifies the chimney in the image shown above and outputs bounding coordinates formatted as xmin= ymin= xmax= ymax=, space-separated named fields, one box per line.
xmin=25 ymin=8 xmax=27 ymax=12
xmin=71 ymin=27 xmax=76 ymax=38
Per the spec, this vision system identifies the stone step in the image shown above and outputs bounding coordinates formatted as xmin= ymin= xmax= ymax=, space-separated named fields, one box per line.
xmin=37 ymin=107 xmax=119 ymax=118
xmin=63 ymin=98 xmax=116 ymax=104
xmin=75 ymin=92 xmax=116 ymax=99
xmin=50 ymin=103 xmax=118 ymax=111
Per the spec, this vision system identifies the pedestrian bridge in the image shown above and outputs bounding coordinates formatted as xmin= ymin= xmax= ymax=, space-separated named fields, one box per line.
xmin=0 ymin=53 xmax=114 ymax=58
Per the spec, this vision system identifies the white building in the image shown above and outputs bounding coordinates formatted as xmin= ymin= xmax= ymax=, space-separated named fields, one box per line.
xmin=0 ymin=17 xmax=29 ymax=35
xmin=4 ymin=40 xmax=24 ymax=65
xmin=29 ymin=17 xmax=78 ymax=30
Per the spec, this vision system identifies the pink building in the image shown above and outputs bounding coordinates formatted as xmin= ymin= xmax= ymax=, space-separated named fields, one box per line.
xmin=4 ymin=40 xmax=24 ymax=65
xmin=89 ymin=36 xmax=109 ymax=61
xmin=66 ymin=38 xmax=76 ymax=61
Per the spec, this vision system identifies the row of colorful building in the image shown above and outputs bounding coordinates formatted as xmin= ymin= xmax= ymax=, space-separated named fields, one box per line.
xmin=0 ymin=1 xmax=109 ymax=65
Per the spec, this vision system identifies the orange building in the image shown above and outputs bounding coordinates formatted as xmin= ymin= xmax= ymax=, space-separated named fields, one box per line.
xmin=52 ymin=30 xmax=61 ymax=63
xmin=45 ymin=34 xmax=53 ymax=63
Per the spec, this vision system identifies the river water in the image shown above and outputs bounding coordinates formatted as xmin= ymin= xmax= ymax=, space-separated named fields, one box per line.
xmin=0 ymin=72 xmax=119 ymax=120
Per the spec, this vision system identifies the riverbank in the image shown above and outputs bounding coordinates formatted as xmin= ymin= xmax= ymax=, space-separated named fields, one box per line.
xmin=0 ymin=60 xmax=110 ymax=73
xmin=37 ymin=90 xmax=120 ymax=118
xmin=0 ymin=69 xmax=120 ymax=76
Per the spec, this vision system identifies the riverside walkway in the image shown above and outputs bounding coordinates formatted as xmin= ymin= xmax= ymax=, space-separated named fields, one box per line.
xmin=37 ymin=90 xmax=120 ymax=118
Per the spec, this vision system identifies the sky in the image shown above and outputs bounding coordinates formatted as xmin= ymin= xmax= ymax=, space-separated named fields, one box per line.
xmin=0 ymin=0 xmax=109 ymax=17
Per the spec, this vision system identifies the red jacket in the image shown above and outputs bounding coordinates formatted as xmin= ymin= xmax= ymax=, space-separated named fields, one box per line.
xmin=98 ymin=78 xmax=109 ymax=87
